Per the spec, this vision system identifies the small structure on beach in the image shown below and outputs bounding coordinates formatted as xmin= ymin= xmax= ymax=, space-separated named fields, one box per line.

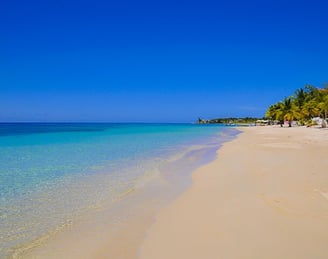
xmin=255 ymin=119 xmax=269 ymax=126
xmin=312 ymin=117 xmax=328 ymax=128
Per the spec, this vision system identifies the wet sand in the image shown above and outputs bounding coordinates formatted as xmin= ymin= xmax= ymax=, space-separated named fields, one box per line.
xmin=140 ymin=126 xmax=328 ymax=259
xmin=18 ymin=132 xmax=237 ymax=259
xmin=20 ymin=126 xmax=328 ymax=258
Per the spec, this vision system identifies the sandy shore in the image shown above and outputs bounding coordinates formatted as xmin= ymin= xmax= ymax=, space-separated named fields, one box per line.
xmin=140 ymin=126 xmax=328 ymax=259
xmin=20 ymin=126 xmax=328 ymax=259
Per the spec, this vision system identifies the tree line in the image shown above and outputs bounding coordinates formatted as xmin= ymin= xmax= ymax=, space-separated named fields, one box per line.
xmin=198 ymin=117 xmax=261 ymax=124
xmin=265 ymin=84 xmax=328 ymax=127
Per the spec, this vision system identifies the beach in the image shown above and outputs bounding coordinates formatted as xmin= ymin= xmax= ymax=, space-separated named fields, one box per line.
xmin=2 ymin=124 xmax=237 ymax=258
xmin=3 ymin=0 xmax=328 ymax=257
xmin=140 ymin=126 xmax=328 ymax=259
xmin=12 ymin=126 xmax=328 ymax=258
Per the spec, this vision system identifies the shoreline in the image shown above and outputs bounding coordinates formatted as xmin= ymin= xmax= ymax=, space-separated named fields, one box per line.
xmin=140 ymin=126 xmax=328 ymax=259
xmin=17 ymin=128 xmax=239 ymax=259
xmin=16 ymin=126 xmax=328 ymax=258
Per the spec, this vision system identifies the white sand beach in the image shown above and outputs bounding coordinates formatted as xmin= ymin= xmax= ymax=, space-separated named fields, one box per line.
xmin=21 ymin=126 xmax=328 ymax=259
xmin=140 ymin=126 xmax=328 ymax=259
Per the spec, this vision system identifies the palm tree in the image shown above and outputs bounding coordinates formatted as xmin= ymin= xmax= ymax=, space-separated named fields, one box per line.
xmin=304 ymin=84 xmax=320 ymax=100
xmin=265 ymin=105 xmax=277 ymax=121
xmin=302 ymin=99 xmax=320 ymax=120
xmin=316 ymin=89 xmax=328 ymax=118
xmin=266 ymin=84 xmax=328 ymax=127
xmin=294 ymin=88 xmax=307 ymax=108
xmin=265 ymin=102 xmax=284 ymax=125
xmin=282 ymin=98 xmax=300 ymax=127
xmin=318 ymin=95 xmax=328 ymax=128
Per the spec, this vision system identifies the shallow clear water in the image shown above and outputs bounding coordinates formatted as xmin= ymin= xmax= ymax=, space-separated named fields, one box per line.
xmin=0 ymin=123 xmax=238 ymax=258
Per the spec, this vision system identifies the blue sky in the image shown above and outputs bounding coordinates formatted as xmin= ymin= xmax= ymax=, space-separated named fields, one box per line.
xmin=1 ymin=0 xmax=327 ymax=122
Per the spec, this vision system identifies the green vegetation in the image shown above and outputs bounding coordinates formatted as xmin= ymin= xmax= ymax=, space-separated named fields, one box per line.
xmin=198 ymin=117 xmax=262 ymax=125
xmin=265 ymin=84 xmax=328 ymax=127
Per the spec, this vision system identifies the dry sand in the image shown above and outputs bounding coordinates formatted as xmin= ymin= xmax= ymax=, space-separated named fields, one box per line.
xmin=140 ymin=126 xmax=328 ymax=259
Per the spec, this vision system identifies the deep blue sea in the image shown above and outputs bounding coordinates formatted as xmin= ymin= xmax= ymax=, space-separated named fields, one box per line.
xmin=0 ymin=123 xmax=238 ymax=258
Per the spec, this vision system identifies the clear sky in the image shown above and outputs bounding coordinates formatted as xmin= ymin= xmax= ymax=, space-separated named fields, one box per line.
xmin=1 ymin=0 xmax=327 ymax=122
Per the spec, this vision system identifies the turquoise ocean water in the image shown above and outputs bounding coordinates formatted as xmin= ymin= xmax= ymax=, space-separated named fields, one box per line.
xmin=0 ymin=123 xmax=238 ymax=258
